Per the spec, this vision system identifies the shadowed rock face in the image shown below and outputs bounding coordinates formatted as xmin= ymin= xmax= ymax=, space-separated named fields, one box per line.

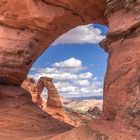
xmin=21 ymin=77 xmax=40 ymax=104
xmin=0 ymin=0 xmax=140 ymax=139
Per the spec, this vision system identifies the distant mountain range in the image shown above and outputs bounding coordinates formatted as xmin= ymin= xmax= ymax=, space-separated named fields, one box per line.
xmin=66 ymin=96 xmax=103 ymax=101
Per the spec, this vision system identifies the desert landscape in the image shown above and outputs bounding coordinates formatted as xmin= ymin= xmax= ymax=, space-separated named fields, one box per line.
xmin=0 ymin=0 xmax=140 ymax=140
xmin=22 ymin=77 xmax=103 ymax=127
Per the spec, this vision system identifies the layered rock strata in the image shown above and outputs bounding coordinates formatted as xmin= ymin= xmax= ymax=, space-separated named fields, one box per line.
xmin=0 ymin=0 xmax=107 ymax=86
xmin=21 ymin=77 xmax=39 ymax=103
xmin=0 ymin=85 xmax=73 ymax=140
xmin=101 ymin=0 xmax=140 ymax=130
xmin=0 ymin=0 xmax=139 ymax=139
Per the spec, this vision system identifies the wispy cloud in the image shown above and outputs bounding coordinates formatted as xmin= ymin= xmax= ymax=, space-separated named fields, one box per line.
xmin=29 ymin=58 xmax=103 ymax=97
xmin=52 ymin=24 xmax=105 ymax=45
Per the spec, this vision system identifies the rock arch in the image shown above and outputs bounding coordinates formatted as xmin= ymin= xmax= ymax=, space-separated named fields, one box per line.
xmin=21 ymin=77 xmax=62 ymax=108
xmin=0 ymin=0 xmax=139 ymax=136
xmin=0 ymin=0 xmax=107 ymax=85
xmin=36 ymin=77 xmax=62 ymax=108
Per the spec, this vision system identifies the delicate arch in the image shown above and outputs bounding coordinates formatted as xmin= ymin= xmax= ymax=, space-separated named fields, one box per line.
xmin=36 ymin=77 xmax=62 ymax=108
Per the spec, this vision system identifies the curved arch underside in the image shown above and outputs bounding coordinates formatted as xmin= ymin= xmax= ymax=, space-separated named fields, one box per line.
xmin=0 ymin=0 xmax=140 ymax=138
xmin=0 ymin=0 xmax=107 ymax=85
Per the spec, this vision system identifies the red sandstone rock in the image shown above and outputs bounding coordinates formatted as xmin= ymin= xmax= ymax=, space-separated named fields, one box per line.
xmin=21 ymin=77 xmax=39 ymax=103
xmin=49 ymin=120 xmax=138 ymax=140
xmin=36 ymin=77 xmax=62 ymax=108
xmin=0 ymin=0 xmax=107 ymax=86
xmin=0 ymin=0 xmax=140 ymax=140
xmin=22 ymin=77 xmax=43 ymax=108
xmin=0 ymin=85 xmax=73 ymax=140
xmin=101 ymin=0 xmax=140 ymax=129
xmin=22 ymin=77 xmax=62 ymax=108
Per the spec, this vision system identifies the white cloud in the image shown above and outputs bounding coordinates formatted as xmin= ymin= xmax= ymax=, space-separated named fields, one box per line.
xmin=74 ymin=80 xmax=90 ymax=86
xmin=52 ymin=24 xmax=105 ymax=45
xmin=29 ymin=58 xmax=103 ymax=97
xmin=79 ymin=72 xmax=93 ymax=79
xmin=52 ymin=57 xmax=83 ymax=73
xmin=53 ymin=58 xmax=82 ymax=68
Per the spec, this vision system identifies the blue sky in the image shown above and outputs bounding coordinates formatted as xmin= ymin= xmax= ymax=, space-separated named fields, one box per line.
xmin=29 ymin=24 xmax=108 ymax=98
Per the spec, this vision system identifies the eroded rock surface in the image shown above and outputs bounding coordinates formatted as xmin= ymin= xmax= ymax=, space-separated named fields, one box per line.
xmin=101 ymin=0 xmax=140 ymax=130
xmin=0 ymin=85 xmax=73 ymax=140
xmin=46 ymin=120 xmax=136 ymax=140
xmin=21 ymin=77 xmax=39 ymax=103
xmin=0 ymin=0 xmax=140 ymax=140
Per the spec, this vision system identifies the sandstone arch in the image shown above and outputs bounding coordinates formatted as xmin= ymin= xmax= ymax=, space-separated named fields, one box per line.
xmin=36 ymin=77 xmax=62 ymax=108
xmin=0 ymin=0 xmax=140 ymax=139
xmin=0 ymin=0 xmax=107 ymax=85
xmin=21 ymin=77 xmax=62 ymax=108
